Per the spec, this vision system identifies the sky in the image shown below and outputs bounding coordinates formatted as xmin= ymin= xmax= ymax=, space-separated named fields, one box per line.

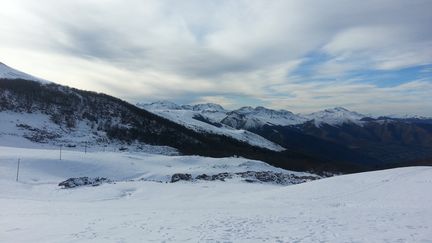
xmin=1 ymin=0 xmax=432 ymax=116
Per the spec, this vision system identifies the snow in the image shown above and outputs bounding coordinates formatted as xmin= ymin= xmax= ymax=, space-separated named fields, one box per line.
xmin=137 ymin=103 xmax=285 ymax=152
xmin=0 ymin=146 xmax=310 ymax=184
xmin=139 ymin=101 xmax=226 ymax=113
xmin=224 ymin=106 xmax=309 ymax=128
xmin=0 ymin=62 xmax=50 ymax=83
xmin=305 ymin=107 xmax=366 ymax=126
xmin=0 ymin=145 xmax=431 ymax=242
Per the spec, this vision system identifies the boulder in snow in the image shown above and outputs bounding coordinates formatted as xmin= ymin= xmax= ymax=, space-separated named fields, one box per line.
xmin=170 ymin=173 xmax=192 ymax=183
xmin=59 ymin=177 xmax=111 ymax=188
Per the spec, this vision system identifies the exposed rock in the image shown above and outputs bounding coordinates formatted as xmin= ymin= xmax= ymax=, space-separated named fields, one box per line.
xmin=171 ymin=173 xmax=192 ymax=183
xmin=59 ymin=177 xmax=111 ymax=188
xmin=192 ymin=171 xmax=320 ymax=185
xmin=195 ymin=174 xmax=212 ymax=181
xmin=211 ymin=172 xmax=232 ymax=181
xmin=235 ymin=171 xmax=319 ymax=185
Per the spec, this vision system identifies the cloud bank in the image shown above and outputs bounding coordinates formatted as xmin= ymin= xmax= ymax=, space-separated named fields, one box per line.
xmin=1 ymin=0 xmax=431 ymax=115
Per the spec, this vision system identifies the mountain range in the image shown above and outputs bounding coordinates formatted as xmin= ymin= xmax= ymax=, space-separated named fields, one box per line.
xmin=1 ymin=62 xmax=432 ymax=173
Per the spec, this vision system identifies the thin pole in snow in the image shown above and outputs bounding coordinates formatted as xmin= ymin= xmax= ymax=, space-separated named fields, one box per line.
xmin=16 ymin=158 xmax=20 ymax=182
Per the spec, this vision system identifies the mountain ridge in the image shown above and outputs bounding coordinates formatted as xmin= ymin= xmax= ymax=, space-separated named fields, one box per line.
xmin=139 ymin=100 xmax=431 ymax=128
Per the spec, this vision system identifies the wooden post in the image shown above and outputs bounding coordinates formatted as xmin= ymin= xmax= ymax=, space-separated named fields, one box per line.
xmin=16 ymin=158 xmax=20 ymax=182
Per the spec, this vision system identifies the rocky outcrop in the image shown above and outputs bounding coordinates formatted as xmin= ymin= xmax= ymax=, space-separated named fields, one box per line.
xmin=171 ymin=173 xmax=192 ymax=183
xmin=235 ymin=171 xmax=318 ymax=185
xmin=59 ymin=177 xmax=111 ymax=188
xmin=171 ymin=171 xmax=320 ymax=185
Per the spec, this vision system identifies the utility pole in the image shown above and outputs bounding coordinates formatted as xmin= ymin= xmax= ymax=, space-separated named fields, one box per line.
xmin=16 ymin=158 xmax=20 ymax=182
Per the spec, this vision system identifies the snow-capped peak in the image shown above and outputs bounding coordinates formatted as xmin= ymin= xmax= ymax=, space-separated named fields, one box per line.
xmin=135 ymin=101 xmax=284 ymax=151
xmin=305 ymin=107 xmax=366 ymax=126
xmin=222 ymin=106 xmax=308 ymax=129
xmin=137 ymin=101 xmax=182 ymax=110
xmin=325 ymin=107 xmax=350 ymax=112
xmin=231 ymin=106 xmax=297 ymax=118
xmin=138 ymin=101 xmax=373 ymax=128
xmin=0 ymin=62 xmax=49 ymax=83
xmin=137 ymin=101 xmax=227 ymax=112
xmin=252 ymin=106 xmax=296 ymax=117
xmin=192 ymin=103 xmax=226 ymax=112
xmin=234 ymin=106 xmax=255 ymax=114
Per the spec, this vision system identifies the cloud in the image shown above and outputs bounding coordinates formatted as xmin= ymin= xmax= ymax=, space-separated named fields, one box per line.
xmin=264 ymin=79 xmax=432 ymax=116
xmin=320 ymin=26 xmax=432 ymax=73
xmin=0 ymin=0 xmax=431 ymax=115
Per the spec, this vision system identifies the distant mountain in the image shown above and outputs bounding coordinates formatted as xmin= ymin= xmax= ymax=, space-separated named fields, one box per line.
xmin=296 ymin=120 xmax=432 ymax=165
xmin=221 ymin=106 xmax=308 ymax=129
xmin=304 ymin=107 xmax=366 ymax=126
xmin=192 ymin=103 xmax=226 ymax=112
xmin=140 ymin=101 xmax=432 ymax=168
xmin=137 ymin=101 xmax=183 ymax=110
xmin=141 ymin=102 xmax=381 ymax=130
xmin=138 ymin=101 xmax=226 ymax=113
xmin=136 ymin=102 xmax=284 ymax=152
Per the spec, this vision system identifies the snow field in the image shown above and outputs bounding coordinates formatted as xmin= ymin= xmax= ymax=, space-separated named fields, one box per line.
xmin=0 ymin=146 xmax=431 ymax=242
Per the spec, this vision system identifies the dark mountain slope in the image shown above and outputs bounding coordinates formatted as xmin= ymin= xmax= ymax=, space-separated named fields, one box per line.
xmin=249 ymin=124 xmax=381 ymax=166
xmin=246 ymin=119 xmax=432 ymax=169
xmin=298 ymin=121 xmax=432 ymax=166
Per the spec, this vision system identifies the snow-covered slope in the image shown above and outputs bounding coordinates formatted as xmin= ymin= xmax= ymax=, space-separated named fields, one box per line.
xmin=0 ymin=62 xmax=49 ymax=83
xmin=0 ymin=145 xmax=430 ymax=242
xmin=305 ymin=107 xmax=366 ymax=126
xmin=0 ymin=111 xmax=178 ymax=155
xmin=137 ymin=102 xmax=285 ymax=152
xmin=138 ymin=101 xmax=228 ymax=121
xmin=222 ymin=106 xmax=308 ymax=129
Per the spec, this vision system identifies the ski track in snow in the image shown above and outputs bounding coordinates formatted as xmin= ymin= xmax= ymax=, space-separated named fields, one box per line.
xmin=0 ymin=146 xmax=431 ymax=242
